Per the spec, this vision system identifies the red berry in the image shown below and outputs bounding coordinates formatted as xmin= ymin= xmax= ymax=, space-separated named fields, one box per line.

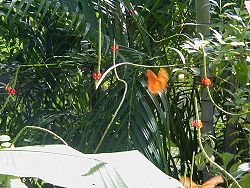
xmin=201 ymin=77 xmax=212 ymax=87
xmin=111 ymin=44 xmax=119 ymax=52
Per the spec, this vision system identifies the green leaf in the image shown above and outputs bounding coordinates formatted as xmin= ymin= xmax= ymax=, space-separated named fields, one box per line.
xmin=195 ymin=152 xmax=205 ymax=171
xmin=234 ymin=61 xmax=249 ymax=85
xmin=217 ymin=152 xmax=235 ymax=169
xmin=0 ymin=145 xmax=184 ymax=188
xmin=240 ymin=173 xmax=250 ymax=188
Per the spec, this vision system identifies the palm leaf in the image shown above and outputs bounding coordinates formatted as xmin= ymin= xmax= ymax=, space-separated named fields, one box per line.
xmin=0 ymin=144 xmax=184 ymax=187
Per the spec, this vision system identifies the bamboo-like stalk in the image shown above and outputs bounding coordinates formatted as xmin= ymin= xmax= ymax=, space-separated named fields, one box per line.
xmin=195 ymin=0 xmax=213 ymax=180
xmin=98 ymin=17 xmax=102 ymax=72
xmin=94 ymin=40 xmax=128 ymax=153
xmin=195 ymin=1 xmax=212 ymax=134
xmin=195 ymin=0 xmax=210 ymax=36
xmin=194 ymin=97 xmax=242 ymax=188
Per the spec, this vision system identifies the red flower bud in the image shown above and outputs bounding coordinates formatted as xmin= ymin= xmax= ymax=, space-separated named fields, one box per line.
xmin=128 ymin=9 xmax=135 ymax=15
xmin=201 ymin=77 xmax=212 ymax=87
xmin=111 ymin=44 xmax=119 ymax=52
xmin=6 ymin=87 xmax=16 ymax=95
xmin=192 ymin=120 xmax=203 ymax=128
xmin=92 ymin=72 xmax=102 ymax=80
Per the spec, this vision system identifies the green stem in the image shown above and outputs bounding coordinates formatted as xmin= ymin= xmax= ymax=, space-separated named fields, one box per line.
xmin=12 ymin=66 xmax=20 ymax=88
xmin=11 ymin=126 xmax=68 ymax=147
xmin=202 ymin=47 xmax=249 ymax=116
xmin=98 ymin=18 xmax=102 ymax=72
xmin=202 ymin=47 xmax=207 ymax=78
xmin=0 ymin=66 xmax=20 ymax=116
xmin=197 ymin=128 xmax=242 ymax=188
xmin=0 ymin=94 xmax=11 ymax=115
xmin=183 ymin=163 xmax=188 ymax=185
xmin=19 ymin=63 xmax=77 ymax=67
xmin=94 ymin=40 xmax=128 ymax=153
xmin=207 ymin=88 xmax=250 ymax=116
xmin=95 ymin=46 xmax=193 ymax=89
xmin=96 ymin=61 xmax=195 ymax=90
xmin=194 ymin=97 xmax=242 ymax=188
xmin=94 ymin=53 xmax=194 ymax=153
xmin=190 ymin=151 xmax=195 ymax=188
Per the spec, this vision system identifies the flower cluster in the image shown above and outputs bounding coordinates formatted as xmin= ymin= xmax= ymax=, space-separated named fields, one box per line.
xmin=201 ymin=77 xmax=212 ymax=87
xmin=92 ymin=44 xmax=119 ymax=80
xmin=1 ymin=82 xmax=16 ymax=95
xmin=6 ymin=87 xmax=16 ymax=95
xmin=111 ymin=44 xmax=119 ymax=52
xmin=192 ymin=120 xmax=203 ymax=128
xmin=128 ymin=9 xmax=135 ymax=15
xmin=92 ymin=72 xmax=102 ymax=80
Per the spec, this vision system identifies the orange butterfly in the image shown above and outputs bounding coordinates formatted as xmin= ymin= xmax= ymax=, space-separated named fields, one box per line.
xmin=180 ymin=175 xmax=224 ymax=188
xmin=146 ymin=68 xmax=168 ymax=94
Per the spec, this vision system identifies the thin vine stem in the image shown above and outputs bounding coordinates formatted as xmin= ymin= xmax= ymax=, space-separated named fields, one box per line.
xmin=96 ymin=61 xmax=195 ymax=90
xmin=202 ymin=47 xmax=207 ymax=78
xmin=11 ymin=126 xmax=68 ymax=147
xmin=94 ymin=40 xmax=128 ymax=153
xmin=201 ymin=45 xmax=250 ymax=116
xmin=0 ymin=92 xmax=11 ymax=114
xmin=183 ymin=163 xmax=188 ymax=186
xmin=0 ymin=66 xmax=20 ymax=115
xmin=94 ymin=45 xmax=194 ymax=152
xmin=98 ymin=17 xmax=102 ymax=72
xmin=197 ymin=128 xmax=242 ymax=188
xmin=95 ymin=45 xmax=195 ymax=89
xmin=194 ymin=97 xmax=242 ymax=188
xmin=207 ymin=88 xmax=250 ymax=116
xmin=190 ymin=151 xmax=195 ymax=188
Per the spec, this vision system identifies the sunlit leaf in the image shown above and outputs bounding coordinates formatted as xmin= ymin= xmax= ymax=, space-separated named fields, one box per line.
xmin=0 ymin=145 xmax=184 ymax=187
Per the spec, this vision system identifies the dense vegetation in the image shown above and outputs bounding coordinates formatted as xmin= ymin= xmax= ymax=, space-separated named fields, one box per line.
xmin=0 ymin=0 xmax=249 ymax=187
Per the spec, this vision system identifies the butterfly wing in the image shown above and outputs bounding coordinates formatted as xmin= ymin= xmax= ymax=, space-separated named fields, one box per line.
xmin=146 ymin=69 xmax=161 ymax=94
xmin=180 ymin=176 xmax=199 ymax=188
xmin=157 ymin=68 xmax=168 ymax=91
xmin=201 ymin=175 xmax=224 ymax=188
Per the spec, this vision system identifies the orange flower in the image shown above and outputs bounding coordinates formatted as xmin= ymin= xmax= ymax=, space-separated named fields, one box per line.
xmin=192 ymin=120 xmax=203 ymax=128
xmin=201 ymin=77 xmax=212 ymax=87
xmin=180 ymin=175 xmax=224 ymax=188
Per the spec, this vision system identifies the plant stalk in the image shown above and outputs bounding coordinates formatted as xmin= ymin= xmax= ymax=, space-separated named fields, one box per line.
xmin=11 ymin=126 xmax=68 ymax=147
xmin=194 ymin=97 xmax=242 ymax=188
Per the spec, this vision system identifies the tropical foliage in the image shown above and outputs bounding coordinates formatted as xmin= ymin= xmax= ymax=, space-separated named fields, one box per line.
xmin=0 ymin=0 xmax=249 ymax=187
